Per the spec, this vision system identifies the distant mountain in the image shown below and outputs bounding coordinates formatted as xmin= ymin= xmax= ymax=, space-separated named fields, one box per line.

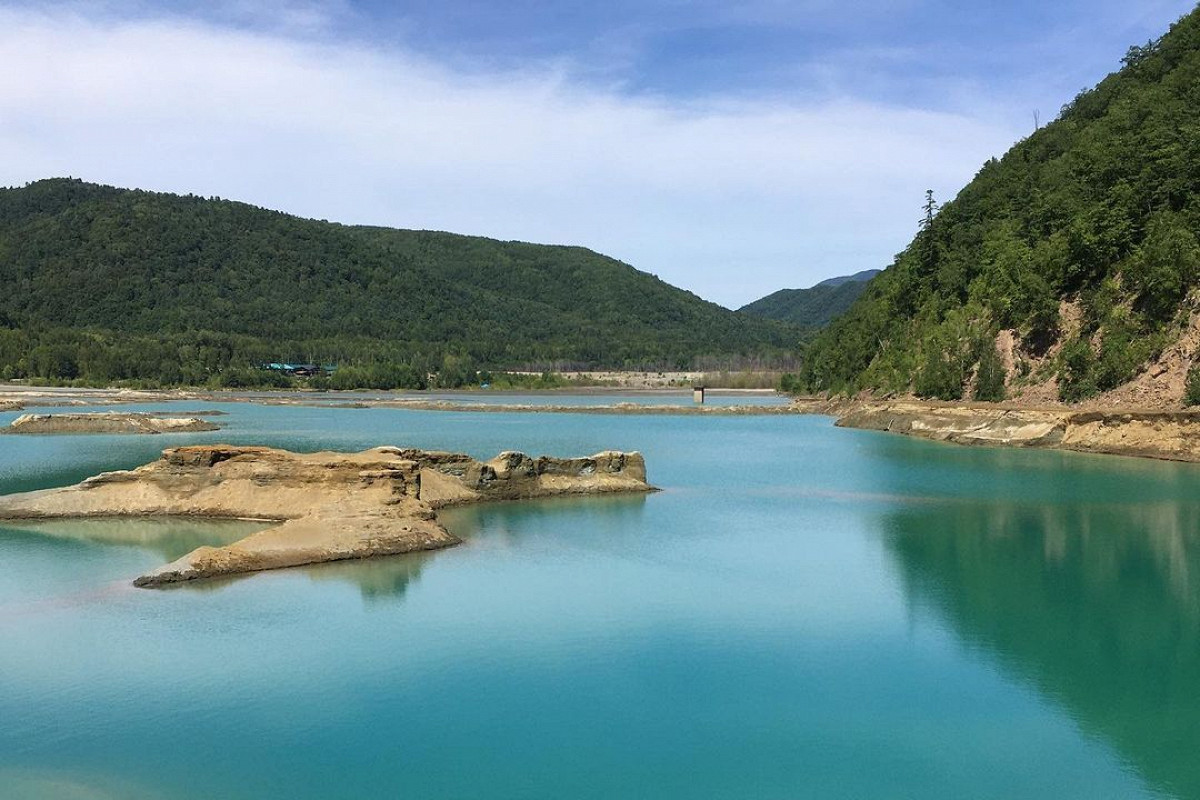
xmin=801 ymin=6 xmax=1200 ymax=405
xmin=738 ymin=270 xmax=880 ymax=328
xmin=813 ymin=269 xmax=882 ymax=289
xmin=0 ymin=179 xmax=799 ymax=386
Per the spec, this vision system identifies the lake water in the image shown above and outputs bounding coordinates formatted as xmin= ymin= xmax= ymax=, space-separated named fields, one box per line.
xmin=1 ymin=401 xmax=1197 ymax=799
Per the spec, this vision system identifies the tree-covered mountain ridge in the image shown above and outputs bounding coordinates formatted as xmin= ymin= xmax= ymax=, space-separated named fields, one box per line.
xmin=0 ymin=178 xmax=798 ymax=386
xmin=800 ymin=6 xmax=1200 ymax=409
xmin=739 ymin=270 xmax=881 ymax=328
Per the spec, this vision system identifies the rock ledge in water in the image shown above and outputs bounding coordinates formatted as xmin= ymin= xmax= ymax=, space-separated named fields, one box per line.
xmin=0 ymin=444 xmax=653 ymax=586
xmin=832 ymin=401 xmax=1200 ymax=461
xmin=5 ymin=413 xmax=220 ymax=435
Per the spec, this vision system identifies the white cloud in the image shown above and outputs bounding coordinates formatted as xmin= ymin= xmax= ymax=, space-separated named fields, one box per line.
xmin=0 ymin=5 xmax=1024 ymax=306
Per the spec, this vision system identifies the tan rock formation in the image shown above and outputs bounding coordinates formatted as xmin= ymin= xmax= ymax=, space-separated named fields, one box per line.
xmin=0 ymin=444 xmax=653 ymax=586
xmin=5 ymin=412 xmax=220 ymax=435
xmin=834 ymin=401 xmax=1200 ymax=461
xmin=836 ymin=403 xmax=1067 ymax=448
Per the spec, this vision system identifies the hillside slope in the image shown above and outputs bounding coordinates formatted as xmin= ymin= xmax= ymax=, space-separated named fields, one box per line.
xmin=800 ymin=7 xmax=1200 ymax=407
xmin=0 ymin=179 xmax=797 ymax=384
xmin=813 ymin=269 xmax=882 ymax=289
xmin=740 ymin=270 xmax=880 ymax=328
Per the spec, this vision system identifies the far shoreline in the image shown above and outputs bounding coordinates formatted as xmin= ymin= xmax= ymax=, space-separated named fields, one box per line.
xmin=9 ymin=381 xmax=1200 ymax=465
xmin=0 ymin=381 xmax=785 ymax=407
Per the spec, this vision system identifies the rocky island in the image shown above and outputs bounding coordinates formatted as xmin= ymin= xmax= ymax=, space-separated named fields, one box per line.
xmin=4 ymin=412 xmax=221 ymax=435
xmin=0 ymin=444 xmax=653 ymax=586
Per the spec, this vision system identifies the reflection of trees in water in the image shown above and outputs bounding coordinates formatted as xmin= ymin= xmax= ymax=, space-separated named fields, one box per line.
xmin=883 ymin=500 xmax=1200 ymax=799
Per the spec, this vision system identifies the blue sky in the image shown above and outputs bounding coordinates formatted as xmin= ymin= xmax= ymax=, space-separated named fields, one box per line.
xmin=0 ymin=0 xmax=1195 ymax=306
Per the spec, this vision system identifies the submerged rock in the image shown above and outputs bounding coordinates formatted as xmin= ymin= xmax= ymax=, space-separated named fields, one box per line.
xmin=5 ymin=412 xmax=220 ymax=435
xmin=0 ymin=444 xmax=654 ymax=586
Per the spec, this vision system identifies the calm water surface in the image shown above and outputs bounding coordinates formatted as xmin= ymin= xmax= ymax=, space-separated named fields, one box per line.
xmin=0 ymin=401 xmax=1197 ymax=799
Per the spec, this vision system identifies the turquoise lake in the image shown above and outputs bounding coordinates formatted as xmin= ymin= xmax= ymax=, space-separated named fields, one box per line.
xmin=1 ymin=400 xmax=1198 ymax=799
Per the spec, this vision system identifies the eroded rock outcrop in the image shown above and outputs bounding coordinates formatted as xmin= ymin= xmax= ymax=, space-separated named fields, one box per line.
xmin=0 ymin=444 xmax=653 ymax=586
xmin=836 ymin=403 xmax=1068 ymax=448
xmin=834 ymin=401 xmax=1200 ymax=461
xmin=5 ymin=413 xmax=220 ymax=435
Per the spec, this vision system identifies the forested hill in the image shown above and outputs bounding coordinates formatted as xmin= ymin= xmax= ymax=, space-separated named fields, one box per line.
xmin=801 ymin=6 xmax=1200 ymax=406
xmin=0 ymin=179 xmax=797 ymax=385
xmin=739 ymin=270 xmax=880 ymax=328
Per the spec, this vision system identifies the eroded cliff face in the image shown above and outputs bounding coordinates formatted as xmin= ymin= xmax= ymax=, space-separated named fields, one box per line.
xmin=0 ymin=444 xmax=653 ymax=586
xmin=834 ymin=401 xmax=1200 ymax=461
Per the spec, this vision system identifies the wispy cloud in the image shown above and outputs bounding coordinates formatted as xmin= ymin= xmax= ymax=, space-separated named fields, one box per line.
xmin=204 ymin=0 xmax=354 ymax=33
xmin=0 ymin=4 xmax=1032 ymax=305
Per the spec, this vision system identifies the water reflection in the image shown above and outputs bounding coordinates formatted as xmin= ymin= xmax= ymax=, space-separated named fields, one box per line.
xmin=438 ymin=492 xmax=649 ymax=546
xmin=882 ymin=499 xmax=1200 ymax=799
xmin=1 ymin=518 xmax=271 ymax=562
xmin=297 ymin=551 xmax=435 ymax=605
xmin=1 ymin=493 xmax=649 ymax=607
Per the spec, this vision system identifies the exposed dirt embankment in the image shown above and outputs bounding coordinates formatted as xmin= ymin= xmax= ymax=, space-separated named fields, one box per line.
xmin=5 ymin=413 xmax=220 ymax=435
xmin=0 ymin=444 xmax=653 ymax=586
xmin=832 ymin=400 xmax=1200 ymax=462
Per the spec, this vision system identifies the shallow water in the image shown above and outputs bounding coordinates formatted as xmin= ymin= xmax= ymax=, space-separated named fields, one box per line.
xmin=1 ymin=401 xmax=1197 ymax=798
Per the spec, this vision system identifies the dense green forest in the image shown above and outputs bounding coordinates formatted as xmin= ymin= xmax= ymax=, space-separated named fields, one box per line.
xmin=739 ymin=270 xmax=880 ymax=328
xmin=0 ymin=179 xmax=798 ymax=388
xmin=800 ymin=6 xmax=1200 ymax=402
